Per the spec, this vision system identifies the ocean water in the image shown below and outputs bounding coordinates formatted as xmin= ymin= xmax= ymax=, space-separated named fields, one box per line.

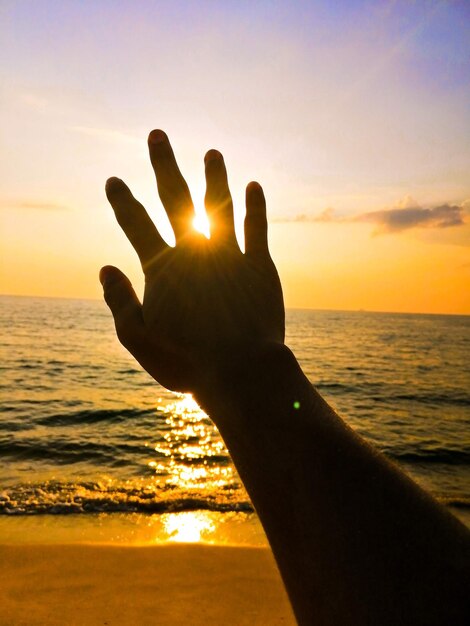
xmin=1 ymin=295 xmax=469 ymax=530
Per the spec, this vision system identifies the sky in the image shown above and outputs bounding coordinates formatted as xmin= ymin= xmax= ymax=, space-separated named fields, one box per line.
xmin=1 ymin=0 xmax=469 ymax=313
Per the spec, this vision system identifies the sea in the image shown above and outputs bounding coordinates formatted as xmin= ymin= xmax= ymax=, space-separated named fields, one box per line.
xmin=1 ymin=295 xmax=469 ymax=542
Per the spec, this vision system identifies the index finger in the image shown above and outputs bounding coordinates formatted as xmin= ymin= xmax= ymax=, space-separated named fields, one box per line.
xmin=106 ymin=177 xmax=168 ymax=274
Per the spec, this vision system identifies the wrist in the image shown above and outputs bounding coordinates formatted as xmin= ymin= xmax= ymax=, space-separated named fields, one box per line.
xmin=193 ymin=342 xmax=309 ymax=426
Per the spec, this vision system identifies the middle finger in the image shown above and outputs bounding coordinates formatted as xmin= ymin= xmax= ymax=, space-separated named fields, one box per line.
xmin=148 ymin=129 xmax=195 ymax=244
xmin=204 ymin=149 xmax=237 ymax=246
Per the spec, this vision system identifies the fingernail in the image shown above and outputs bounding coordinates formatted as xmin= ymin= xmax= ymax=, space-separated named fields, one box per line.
xmin=148 ymin=129 xmax=166 ymax=145
xmin=105 ymin=177 xmax=123 ymax=194
xmin=204 ymin=149 xmax=221 ymax=164
xmin=99 ymin=267 xmax=118 ymax=288
xmin=247 ymin=181 xmax=262 ymax=193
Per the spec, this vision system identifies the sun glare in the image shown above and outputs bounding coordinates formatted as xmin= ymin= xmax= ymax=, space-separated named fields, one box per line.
xmin=162 ymin=511 xmax=216 ymax=543
xmin=192 ymin=212 xmax=211 ymax=238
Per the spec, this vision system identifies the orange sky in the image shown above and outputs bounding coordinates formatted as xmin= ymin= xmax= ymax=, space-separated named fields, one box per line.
xmin=1 ymin=1 xmax=469 ymax=314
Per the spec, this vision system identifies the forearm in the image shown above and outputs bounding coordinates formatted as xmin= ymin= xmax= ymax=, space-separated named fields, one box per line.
xmin=196 ymin=344 xmax=470 ymax=626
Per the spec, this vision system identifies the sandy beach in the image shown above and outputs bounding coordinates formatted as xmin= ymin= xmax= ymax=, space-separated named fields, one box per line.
xmin=0 ymin=543 xmax=296 ymax=626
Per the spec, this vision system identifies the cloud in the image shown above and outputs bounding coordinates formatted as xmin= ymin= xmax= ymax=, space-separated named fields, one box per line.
xmin=70 ymin=126 xmax=141 ymax=144
xmin=20 ymin=92 xmax=48 ymax=111
xmin=273 ymin=207 xmax=338 ymax=223
xmin=0 ymin=200 xmax=69 ymax=211
xmin=354 ymin=203 xmax=465 ymax=234
xmin=274 ymin=199 xmax=469 ymax=235
xmin=312 ymin=207 xmax=336 ymax=222
xmin=461 ymin=199 xmax=470 ymax=215
xmin=394 ymin=195 xmax=419 ymax=210
xmin=272 ymin=213 xmax=311 ymax=223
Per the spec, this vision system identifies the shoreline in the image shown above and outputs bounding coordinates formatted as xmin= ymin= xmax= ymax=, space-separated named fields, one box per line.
xmin=0 ymin=510 xmax=269 ymax=546
xmin=0 ymin=505 xmax=467 ymax=548
xmin=0 ymin=542 xmax=296 ymax=626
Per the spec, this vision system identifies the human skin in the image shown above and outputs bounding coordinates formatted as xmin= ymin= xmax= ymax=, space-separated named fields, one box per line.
xmin=101 ymin=130 xmax=469 ymax=626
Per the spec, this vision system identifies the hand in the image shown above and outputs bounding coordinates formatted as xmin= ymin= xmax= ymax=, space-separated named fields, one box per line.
xmin=101 ymin=130 xmax=284 ymax=394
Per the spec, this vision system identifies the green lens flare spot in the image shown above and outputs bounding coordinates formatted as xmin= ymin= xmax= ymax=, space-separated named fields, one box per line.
xmin=293 ymin=401 xmax=301 ymax=410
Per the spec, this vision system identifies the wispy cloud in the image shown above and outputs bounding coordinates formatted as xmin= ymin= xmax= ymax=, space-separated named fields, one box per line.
xmin=272 ymin=207 xmax=337 ymax=224
xmin=69 ymin=126 xmax=141 ymax=144
xmin=354 ymin=203 xmax=465 ymax=233
xmin=19 ymin=92 xmax=48 ymax=111
xmin=274 ymin=199 xmax=470 ymax=235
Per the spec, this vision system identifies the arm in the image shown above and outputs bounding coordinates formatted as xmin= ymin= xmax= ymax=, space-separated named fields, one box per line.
xmin=198 ymin=344 xmax=469 ymax=626
xmin=101 ymin=130 xmax=469 ymax=626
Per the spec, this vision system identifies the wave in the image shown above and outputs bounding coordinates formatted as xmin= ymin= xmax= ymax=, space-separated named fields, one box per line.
xmin=36 ymin=407 xmax=158 ymax=426
xmin=384 ymin=392 xmax=470 ymax=408
xmin=0 ymin=407 xmax=163 ymax=431
xmin=1 ymin=480 xmax=467 ymax=516
xmin=441 ymin=497 xmax=470 ymax=509
xmin=316 ymin=382 xmax=470 ymax=407
xmin=0 ymin=498 xmax=254 ymax=516
xmin=1 ymin=434 xmax=468 ymax=469
xmin=0 ymin=439 xmax=157 ymax=465
xmin=0 ymin=434 xmax=231 ymax=469
xmin=385 ymin=447 xmax=470 ymax=465
xmin=0 ymin=482 xmax=253 ymax=515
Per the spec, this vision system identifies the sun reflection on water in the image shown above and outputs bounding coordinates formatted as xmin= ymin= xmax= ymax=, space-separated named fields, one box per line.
xmin=148 ymin=394 xmax=237 ymax=492
xmin=162 ymin=511 xmax=216 ymax=543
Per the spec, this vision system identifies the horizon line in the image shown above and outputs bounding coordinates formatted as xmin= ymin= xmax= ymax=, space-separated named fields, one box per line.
xmin=1 ymin=293 xmax=468 ymax=318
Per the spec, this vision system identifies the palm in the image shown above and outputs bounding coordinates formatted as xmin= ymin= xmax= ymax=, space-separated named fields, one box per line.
xmin=102 ymin=131 xmax=284 ymax=392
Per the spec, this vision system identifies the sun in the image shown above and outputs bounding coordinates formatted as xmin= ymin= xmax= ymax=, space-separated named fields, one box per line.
xmin=192 ymin=211 xmax=211 ymax=238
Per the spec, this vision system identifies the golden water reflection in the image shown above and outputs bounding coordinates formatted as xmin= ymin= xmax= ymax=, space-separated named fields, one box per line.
xmin=148 ymin=394 xmax=238 ymax=493
xmin=162 ymin=511 xmax=216 ymax=543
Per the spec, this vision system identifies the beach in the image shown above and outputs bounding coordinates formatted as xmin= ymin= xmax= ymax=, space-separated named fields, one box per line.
xmin=0 ymin=543 xmax=295 ymax=626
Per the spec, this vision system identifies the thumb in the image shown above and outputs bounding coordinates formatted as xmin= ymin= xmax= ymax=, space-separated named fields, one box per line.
xmin=99 ymin=265 xmax=144 ymax=346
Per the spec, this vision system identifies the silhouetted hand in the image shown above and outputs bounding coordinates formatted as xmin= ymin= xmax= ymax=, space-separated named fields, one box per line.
xmin=100 ymin=131 xmax=470 ymax=626
xmin=101 ymin=130 xmax=284 ymax=394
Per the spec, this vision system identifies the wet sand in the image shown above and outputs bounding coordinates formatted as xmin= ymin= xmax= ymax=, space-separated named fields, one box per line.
xmin=0 ymin=543 xmax=296 ymax=625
